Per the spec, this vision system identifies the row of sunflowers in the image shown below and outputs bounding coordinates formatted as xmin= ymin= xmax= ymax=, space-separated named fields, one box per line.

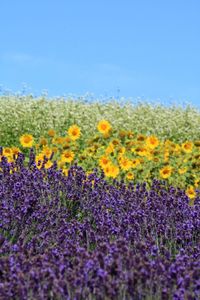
xmin=1 ymin=120 xmax=200 ymax=203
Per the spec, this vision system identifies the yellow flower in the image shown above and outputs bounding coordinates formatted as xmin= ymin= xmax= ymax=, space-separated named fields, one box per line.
xmin=57 ymin=160 xmax=66 ymax=169
xmin=99 ymin=156 xmax=110 ymax=169
xmin=146 ymin=136 xmax=159 ymax=149
xmin=97 ymin=120 xmax=111 ymax=134
xmin=39 ymin=137 xmax=48 ymax=146
xmin=164 ymin=150 xmax=169 ymax=162
xmin=44 ymin=160 xmax=53 ymax=169
xmin=68 ymin=125 xmax=81 ymax=141
xmin=153 ymin=157 xmax=160 ymax=163
xmin=86 ymin=171 xmax=93 ymax=177
xmin=174 ymin=144 xmax=181 ymax=154
xmin=118 ymin=146 xmax=126 ymax=156
xmin=62 ymin=168 xmax=69 ymax=176
xmin=61 ymin=150 xmax=75 ymax=163
xmin=159 ymin=166 xmax=172 ymax=179
xmin=119 ymin=157 xmax=132 ymax=171
xmin=186 ymin=186 xmax=196 ymax=200
xmin=103 ymin=163 xmax=119 ymax=178
xmin=109 ymin=164 xmax=119 ymax=178
xmin=178 ymin=167 xmax=187 ymax=175
xmin=35 ymin=153 xmax=44 ymax=169
xmin=137 ymin=134 xmax=146 ymax=142
xmin=119 ymin=130 xmax=127 ymax=139
xmin=52 ymin=147 xmax=58 ymax=154
xmin=194 ymin=179 xmax=200 ymax=188
xmin=3 ymin=148 xmax=12 ymax=157
xmin=105 ymin=143 xmax=115 ymax=154
xmin=48 ymin=129 xmax=56 ymax=137
xmin=111 ymin=139 xmax=120 ymax=146
xmin=126 ymin=172 xmax=134 ymax=180
xmin=182 ymin=141 xmax=193 ymax=153
xmin=136 ymin=147 xmax=148 ymax=157
xmin=11 ymin=147 xmax=21 ymax=156
xmin=35 ymin=144 xmax=40 ymax=151
xmin=20 ymin=134 xmax=34 ymax=148
xmin=54 ymin=137 xmax=65 ymax=145
xmin=41 ymin=146 xmax=53 ymax=159
xmin=132 ymin=158 xmax=140 ymax=168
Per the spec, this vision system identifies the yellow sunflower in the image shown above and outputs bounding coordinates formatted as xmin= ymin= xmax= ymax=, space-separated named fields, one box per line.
xmin=186 ymin=186 xmax=196 ymax=200
xmin=11 ymin=147 xmax=21 ymax=156
xmin=62 ymin=168 xmax=69 ymax=176
xmin=20 ymin=134 xmax=34 ymax=148
xmin=97 ymin=120 xmax=111 ymax=135
xmin=39 ymin=137 xmax=48 ymax=146
xmin=119 ymin=157 xmax=132 ymax=171
xmin=41 ymin=146 xmax=53 ymax=159
xmin=103 ymin=163 xmax=119 ymax=178
xmin=178 ymin=167 xmax=187 ymax=175
xmin=132 ymin=158 xmax=140 ymax=168
xmin=146 ymin=136 xmax=159 ymax=149
xmin=48 ymin=129 xmax=56 ymax=137
xmin=194 ymin=179 xmax=200 ymax=188
xmin=3 ymin=148 xmax=12 ymax=157
xmin=68 ymin=125 xmax=81 ymax=141
xmin=99 ymin=156 xmax=110 ymax=169
xmin=44 ymin=160 xmax=53 ymax=169
xmin=182 ymin=141 xmax=193 ymax=153
xmin=159 ymin=166 xmax=172 ymax=179
xmin=105 ymin=143 xmax=115 ymax=154
xmin=136 ymin=147 xmax=149 ymax=157
xmin=126 ymin=172 xmax=134 ymax=180
xmin=61 ymin=150 xmax=75 ymax=163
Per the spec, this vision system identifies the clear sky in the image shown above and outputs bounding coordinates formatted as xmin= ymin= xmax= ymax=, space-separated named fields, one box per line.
xmin=0 ymin=0 xmax=200 ymax=107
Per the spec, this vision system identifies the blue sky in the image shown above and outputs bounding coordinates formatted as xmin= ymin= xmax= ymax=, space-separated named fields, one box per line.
xmin=0 ymin=0 xmax=200 ymax=107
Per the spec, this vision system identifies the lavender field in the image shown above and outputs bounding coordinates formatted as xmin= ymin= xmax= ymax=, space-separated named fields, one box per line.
xmin=0 ymin=97 xmax=200 ymax=300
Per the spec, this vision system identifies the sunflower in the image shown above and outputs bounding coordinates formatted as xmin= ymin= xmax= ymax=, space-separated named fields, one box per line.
xmin=61 ymin=150 xmax=75 ymax=163
xmin=111 ymin=138 xmax=120 ymax=146
xmin=11 ymin=147 xmax=21 ymax=156
xmin=163 ymin=149 xmax=170 ymax=162
xmin=186 ymin=186 xmax=196 ymax=200
xmin=159 ymin=166 xmax=172 ymax=179
xmin=136 ymin=147 xmax=149 ymax=157
xmin=2 ymin=148 xmax=13 ymax=163
xmin=118 ymin=146 xmax=126 ymax=155
xmin=146 ymin=136 xmax=159 ymax=149
xmin=97 ymin=120 xmax=111 ymax=135
xmin=41 ymin=146 xmax=53 ymax=159
xmin=20 ymin=134 xmax=34 ymax=148
xmin=194 ymin=179 xmax=200 ymax=188
xmin=104 ymin=164 xmax=119 ymax=178
xmin=137 ymin=134 xmax=146 ymax=142
xmin=53 ymin=137 xmax=65 ymax=145
xmin=39 ymin=137 xmax=48 ymax=146
xmin=99 ymin=156 xmax=110 ymax=169
xmin=132 ymin=158 xmax=140 ymax=168
xmin=173 ymin=144 xmax=181 ymax=154
xmin=119 ymin=157 xmax=132 ymax=171
xmin=57 ymin=160 xmax=66 ymax=169
xmin=62 ymin=168 xmax=69 ymax=176
xmin=2 ymin=148 xmax=12 ymax=157
xmin=105 ymin=143 xmax=115 ymax=154
xmin=48 ymin=129 xmax=56 ymax=137
xmin=68 ymin=125 xmax=81 ymax=141
xmin=35 ymin=153 xmax=44 ymax=169
xmin=178 ymin=167 xmax=187 ymax=175
xmin=126 ymin=172 xmax=134 ymax=180
xmin=44 ymin=160 xmax=53 ymax=169
xmin=182 ymin=141 xmax=193 ymax=153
